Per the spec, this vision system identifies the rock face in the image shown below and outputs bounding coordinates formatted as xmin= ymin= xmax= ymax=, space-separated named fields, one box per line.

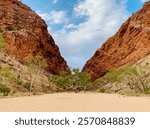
xmin=0 ymin=0 xmax=68 ymax=74
xmin=83 ymin=2 xmax=150 ymax=79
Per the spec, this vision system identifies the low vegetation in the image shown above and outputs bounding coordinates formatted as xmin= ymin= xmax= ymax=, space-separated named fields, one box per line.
xmin=0 ymin=54 xmax=51 ymax=96
xmin=98 ymin=65 xmax=150 ymax=95
xmin=124 ymin=65 xmax=150 ymax=94
xmin=0 ymin=85 xmax=11 ymax=96
xmin=52 ymin=68 xmax=92 ymax=92
xmin=0 ymin=66 xmax=13 ymax=96
xmin=27 ymin=54 xmax=48 ymax=94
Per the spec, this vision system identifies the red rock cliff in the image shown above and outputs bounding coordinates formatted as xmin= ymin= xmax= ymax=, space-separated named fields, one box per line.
xmin=0 ymin=0 xmax=68 ymax=74
xmin=83 ymin=2 xmax=150 ymax=79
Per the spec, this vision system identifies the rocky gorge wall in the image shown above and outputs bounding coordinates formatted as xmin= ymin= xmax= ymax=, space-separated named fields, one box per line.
xmin=0 ymin=0 xmax=68 ymax=74
xmin=83 ymin=2 xmax=150 ymax=79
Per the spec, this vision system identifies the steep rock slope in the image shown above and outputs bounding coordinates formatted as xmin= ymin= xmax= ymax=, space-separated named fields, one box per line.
xmin=83 ymin=2 xmax=150 ymax=79
xmin=0 ymin=0 xmax=68 ymax=74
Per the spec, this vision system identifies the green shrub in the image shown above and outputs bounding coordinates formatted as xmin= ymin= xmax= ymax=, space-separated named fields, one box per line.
xmin=105 ymin=66 xmax=137 ymax=83
xmin=0 ymin=85 xmax=11 ymax=96
xmin=22 ymin=82 xmax=30 ymax=91
xmin=17 ymin=80 xmax=23 ymax=86
xmin=0 ymin=67 xmax=13 ymax=96
xmin=105 ymin=69 xmax=123 ymax=83
xmin=0 ymin=67 xmax=15 ymax=80
xmin=15 ymin=75 xmax=23 ymax=86
xmin=0 ymin=28 xmax=3 ymax=33
xmin=99 ymin=88 xmax=105 ymax=93
xmin=92 ymin=78 xmax=105 ymax=88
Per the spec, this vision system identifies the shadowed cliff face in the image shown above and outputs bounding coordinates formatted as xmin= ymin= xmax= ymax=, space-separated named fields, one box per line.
xmin=0 ymin=0 xmax=68 ymax=74
xmin=83 ymin=2 xmax=150 ymax=79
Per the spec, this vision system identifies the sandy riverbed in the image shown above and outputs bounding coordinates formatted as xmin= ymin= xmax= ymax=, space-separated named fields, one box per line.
xmin=0 ymin=93 xmax=150 ymax=112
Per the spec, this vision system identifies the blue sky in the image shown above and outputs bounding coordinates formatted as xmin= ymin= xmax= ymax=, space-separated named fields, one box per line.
xmin=21 ymin=0 xmax=147 ymax=69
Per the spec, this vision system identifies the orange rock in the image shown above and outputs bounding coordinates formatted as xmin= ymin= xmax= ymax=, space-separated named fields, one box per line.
xmin=0 ymin=0 xmax=68 ymax=74
xmin=83 ymin=2 xmax=150 ymax=79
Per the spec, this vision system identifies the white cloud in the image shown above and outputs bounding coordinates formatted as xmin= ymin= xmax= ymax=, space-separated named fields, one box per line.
xmin=63 ymin=24 xmax=78 ymax=29
xmin=141 ymin=0 xmax=149 ymax=3
xmin=52 ymin=0 xmax=130 ymax=69
xmin=52 ymin=0 xmax=58 ymax=4
xmin=37 ymin=10 xmax=68 ymax=24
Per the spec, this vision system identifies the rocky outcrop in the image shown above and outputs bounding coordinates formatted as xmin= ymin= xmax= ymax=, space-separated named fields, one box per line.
xmin=0 ymin=0 xmax=68 ymax=74
xmin=83 ymin=2 xmax=150 ymax=79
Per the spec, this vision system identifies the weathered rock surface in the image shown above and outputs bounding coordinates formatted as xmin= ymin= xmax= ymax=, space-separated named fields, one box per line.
xmin=83 ymin=2 xmax=150 ymax=79
xmin=0 ymin=0 xmax=68 ymax=74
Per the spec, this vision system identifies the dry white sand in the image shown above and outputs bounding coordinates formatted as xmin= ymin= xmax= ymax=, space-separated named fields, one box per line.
xmin=0 ymin=93 xmax=150 ymax=112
